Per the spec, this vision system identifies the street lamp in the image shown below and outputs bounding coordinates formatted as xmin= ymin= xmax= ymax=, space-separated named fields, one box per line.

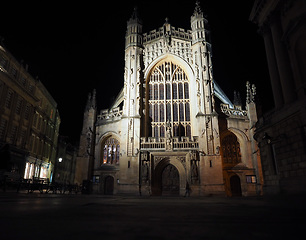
xmin=58 ymin=157 xmax=63 ymax=163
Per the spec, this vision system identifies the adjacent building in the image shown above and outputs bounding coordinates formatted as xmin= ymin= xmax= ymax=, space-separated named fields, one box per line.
xmin=54 ymin=136 xmax=77 ymax=185
xmin=0 ymin=41 xmax=60 ymax=185
xmin=250 ymin=0 xmax=306 ymax=194
xmin=75 ymin=3 xmax=263 ymax=196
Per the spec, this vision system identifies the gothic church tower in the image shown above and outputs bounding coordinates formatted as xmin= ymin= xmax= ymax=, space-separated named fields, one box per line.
xmin=190 ymin=1 xmax=224 ymax=194
xmin=75 ymin=90 xmax=97 ymax=185
xmin=119 ymin=8 xmax=143 ymax=192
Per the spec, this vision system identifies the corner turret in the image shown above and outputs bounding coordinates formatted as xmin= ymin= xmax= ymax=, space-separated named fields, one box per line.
xmin=191 ymin=1 xmax=209 ymax=45
xmin=125 ymin=7 xmax=143 ymax=49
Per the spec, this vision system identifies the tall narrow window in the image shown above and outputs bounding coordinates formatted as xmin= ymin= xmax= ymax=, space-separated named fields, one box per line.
xmin=102 ymin=138 xmax=120 ymax=165
xmin=173 ymin=103 xmax=178 ymax=121
xmin=148 ymin=61 xmax=191 ymax=137
xmin=185 ymin=103 xmax=190 ymax=121
xmin=173 ymin=83 xmax=177 ymax=99
xmin=166 ymin=84 xmax=171 ymax=99
xmin=184 ymin=83 xmax=189 ymax=99
xmin=178 ymin=83 xmax=183 ymax=99
xmin=179 ymin=103 xmax=184 ymax=121
xmin=159 ymin=84 xmax=164 ymax=100
xmin=160 ymin=104 xmax=164 ymax=122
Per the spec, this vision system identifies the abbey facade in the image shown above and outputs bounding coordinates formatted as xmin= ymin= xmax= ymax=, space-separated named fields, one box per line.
xmin=75 ymin=3 xmax=263 ymax=196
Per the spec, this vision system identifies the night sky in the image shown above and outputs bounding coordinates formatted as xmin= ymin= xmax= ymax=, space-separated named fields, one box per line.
xmin=1 ymin=1 xmax=272 ymax=143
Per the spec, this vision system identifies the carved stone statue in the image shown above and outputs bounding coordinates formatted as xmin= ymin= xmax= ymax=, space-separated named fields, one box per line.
xmin=166 ymin=120 xmax=172 ymax=151
xmin=142 ymin=161 xmax=149 ymax=182
xmin=191 ymin=160 xmax=199 ymax=184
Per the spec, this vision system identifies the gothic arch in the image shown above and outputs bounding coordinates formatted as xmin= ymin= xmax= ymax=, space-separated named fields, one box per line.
xmin=144 ymin=53 xmax=194 ymax=81
xmin=152 ymin=156 xmax=186 ymax=196
xmin=98 ymin=132 xmax=121 ymax=166
xmin=221 ymin=128 xmax=250 ymax=167
xmin=227 ymin=127 xmax=249 ymax=142
xmin=144 ymin=54 xmax=196 ymax=138
xmin=220 ymin=131 xmax=242 ymax=166
xmin=97 ymin=131 xmax=121 ymax=146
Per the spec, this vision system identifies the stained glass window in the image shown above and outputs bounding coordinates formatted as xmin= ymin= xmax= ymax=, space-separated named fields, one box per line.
xmin=102 ymin=138 xmax=120 ymax=165
xmin=148 ymin=61 xmax=191 ymax=138
xmin=221 ymin=133 xmax=241 ymax=165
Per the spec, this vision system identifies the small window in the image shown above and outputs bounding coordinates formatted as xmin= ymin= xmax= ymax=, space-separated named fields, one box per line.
xmin=5 ymin=90 xmax=14 ymax=109
xmin=246 ymin=175 xmax=257 ymax=183
xmin=93 ymin=175 xmax=100 ymax=183
xmin=15 ymin=97 xmax=23 ymax=115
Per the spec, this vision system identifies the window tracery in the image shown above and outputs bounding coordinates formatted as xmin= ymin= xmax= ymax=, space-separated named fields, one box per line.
xmin=148 ymin=61 xmax=191 ymax=138
xmin=221 ymin=133 xmax=241 ymax=165
xmin=102 ymin=138 xmax=120 ymax=165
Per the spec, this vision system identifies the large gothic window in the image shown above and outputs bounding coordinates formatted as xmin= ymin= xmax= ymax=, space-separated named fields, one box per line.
xmin=221 ymin=133 xmax=241 ymax=165
xmin=102 ymin=138 xmax=120 ymax=165
xmin=148 ymin=61 xmax=191 ymax=138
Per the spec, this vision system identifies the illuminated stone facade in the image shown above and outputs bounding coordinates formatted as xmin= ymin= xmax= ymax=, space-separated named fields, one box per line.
xmin=75 ymin=2 xmax=263 ymax=196
xmin=250 ymin=0 xmax=306 ymax=194
xmin=0 ymin=43 xmax=60 ymax=184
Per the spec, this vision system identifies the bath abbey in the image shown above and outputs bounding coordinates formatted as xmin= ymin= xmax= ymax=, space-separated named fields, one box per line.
xmin=75 ymin=2 xmax=263 ymax=196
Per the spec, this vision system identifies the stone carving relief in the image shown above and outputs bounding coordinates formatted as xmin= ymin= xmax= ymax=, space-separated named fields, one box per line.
xmin=141 ymin=161 xmax=150 ymax=183
xmin=143 ymin=39 xmax=192 ymax=69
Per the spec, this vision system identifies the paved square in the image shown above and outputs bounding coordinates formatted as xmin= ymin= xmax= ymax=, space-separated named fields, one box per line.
xmin=0 ymin=193 xmax=305 ymax=239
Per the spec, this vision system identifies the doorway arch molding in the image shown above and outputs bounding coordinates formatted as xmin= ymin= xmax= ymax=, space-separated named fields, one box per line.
xmin=152 ymin=154 xmax=187 ymax=195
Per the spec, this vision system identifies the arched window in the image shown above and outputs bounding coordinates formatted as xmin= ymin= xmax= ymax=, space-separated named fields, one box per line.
xmin=102 ymin=138 xmax=120 ymax=165
xmin=221 ymin=133 xmax=241 ymax=165
xmin=148 ymin=61 xmax=191 ymax=138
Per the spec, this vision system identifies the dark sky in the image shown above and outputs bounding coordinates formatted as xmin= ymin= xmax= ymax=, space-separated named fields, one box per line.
xmin=1 ymin=1 xmax=272 ymax=143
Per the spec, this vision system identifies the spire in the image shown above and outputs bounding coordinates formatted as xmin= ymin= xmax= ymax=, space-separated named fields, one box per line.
xmin=85 ymin=92 xmax=91 ymax=111
xmin=127 ymin=6 xmax=142 ymax=25
xmin=131 ymin=7 xmax=139 ymax=20
xmin=193 ymin=1 xmax=202 ymax=15
xmin=85 ymin=89 xmax=97 ymax=110
xmin=233 ymin=91 xmax=242 ymax=106
xmin=246 ymin=81 xmax=256 ymax=104
xmin=191 ymin=1 xmax=208 ymax=44
xmin=91 ymin=89 xmax=96 ymax=109
xmin=126 ymin=7 xmax=143 ymax=49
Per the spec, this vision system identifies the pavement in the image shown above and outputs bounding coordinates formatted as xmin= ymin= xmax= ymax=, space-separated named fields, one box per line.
xmin=0 ymin=192 xmax=305 ymax=240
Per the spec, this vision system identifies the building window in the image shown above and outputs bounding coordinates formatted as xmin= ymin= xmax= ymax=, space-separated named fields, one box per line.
xmin=102 ymin=137 xmax=120 ymax=165
xmin=148 ymin=61 xmax=191 ymax=138
xmin=11 ymin=67 xmax=17 ymax=78
xmin=246 ymin=175 xmax=257 ymax=183
xmin=0 ymin=118 xmax=7 ymax=140
xmin=93 ymin=175 xmax=100 ymax=183
xmin=0 ymin=55 xmax=8 ymax=70
xmin=24 ymin=162 xmax=35 ymax=179
xmin=40 ymin=166 xmax=48 ymax=179
xmin=5 ymin=90 xmax=14 ymax=109
xmin=221 ymin=133 xmax=241 ymax=165
xmin=8 ymin=125 xmax=17 ymax=144
xmin=24 ymin=104 xmax=30 ymax=120
xmin=15 ymin=97 xmax=23 ymax=115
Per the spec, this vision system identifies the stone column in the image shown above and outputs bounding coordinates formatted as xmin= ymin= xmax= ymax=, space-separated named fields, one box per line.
xmin=270 ymin=16 xmax=296 ymax=104
xmin=262 ymin=27 xmax=284 ymax=109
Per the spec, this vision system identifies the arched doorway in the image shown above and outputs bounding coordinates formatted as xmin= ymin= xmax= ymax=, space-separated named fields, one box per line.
xmin=162 ymin=164 xmax=180 ymax=196
xmin=230 ymin=175 xmax=242 ymax=196
xmin=104 ymin=176 xmax=114 ymax=195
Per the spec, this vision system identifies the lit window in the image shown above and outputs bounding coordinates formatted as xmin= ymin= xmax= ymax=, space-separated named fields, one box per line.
xmin=147 ymin=61 xmax=191 ymax=138
xmin=246 ymin=175 xmax=257 ymax=183
xmin=102 ymin=138 xmax=120 ymax=165
xmin=221 ymin=133 xmax=242 ymax=165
